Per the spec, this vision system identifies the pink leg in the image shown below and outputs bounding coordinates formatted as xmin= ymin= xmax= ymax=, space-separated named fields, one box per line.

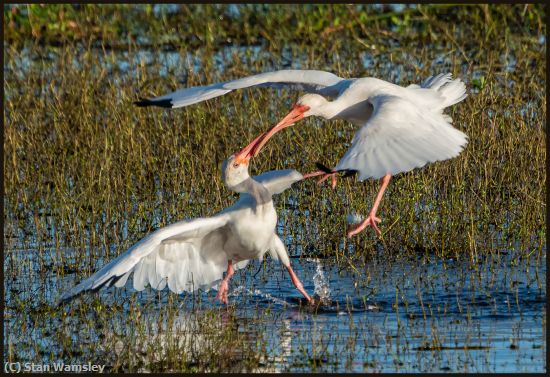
xmin=303 ymin=170 xmax=338 ymax=189
xmin=286 ymin=264 xmax=313 ymax=303
xmin=347 ymin=174 xmax=392 ymax=238
xmin=215 ymin=260 xmax=234 ymax=304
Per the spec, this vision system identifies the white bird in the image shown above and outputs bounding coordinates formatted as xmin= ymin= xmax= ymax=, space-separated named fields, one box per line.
xmin=59 ymin=141 xmax=313 ymax=305
xmin=136 ymin=69 xmax=468 ymax=237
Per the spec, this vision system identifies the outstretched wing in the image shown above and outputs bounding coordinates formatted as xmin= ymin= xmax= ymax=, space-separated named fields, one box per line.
xmin=254 ymin=169 xmax=304 ymax=195
xmin=336 ymin=94 xmax=468 ymax=180
xmin=135 ymin=70 xmax=346 ymax=108
xmin=59 ymin=213 xmax=246 ymax=302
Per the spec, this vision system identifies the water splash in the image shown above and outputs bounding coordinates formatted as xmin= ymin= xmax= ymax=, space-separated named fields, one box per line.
xmin=230 ymin=286 xmax=289 ymax=306
xmin=347 ymin=212 xmax=364 ymax=225
xmin=308 ymin=258 xmax=332 ymax=304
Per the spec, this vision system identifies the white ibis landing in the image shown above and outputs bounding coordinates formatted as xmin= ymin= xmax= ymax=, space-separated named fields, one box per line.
xmin=136 ymin=70 xmax=468 ymax=237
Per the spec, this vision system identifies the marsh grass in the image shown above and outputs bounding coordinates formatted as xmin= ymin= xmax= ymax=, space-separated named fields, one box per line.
xmin=3 ymin=4 xmax=546 ymax=373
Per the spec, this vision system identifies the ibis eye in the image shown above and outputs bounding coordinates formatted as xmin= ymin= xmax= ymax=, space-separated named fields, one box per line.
xmin=233 ymin=162 xmax=239 ymax=168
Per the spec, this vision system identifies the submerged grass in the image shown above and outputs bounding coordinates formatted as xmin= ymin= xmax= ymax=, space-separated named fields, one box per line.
xmin=3 ymin=4 xmax=546 ymax=373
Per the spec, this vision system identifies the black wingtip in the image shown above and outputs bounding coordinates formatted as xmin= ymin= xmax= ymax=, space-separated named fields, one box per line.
xmin=315 ymin=162 xmax=334 ymax=174
xmin=341 ymin=169 xmax=358 ymax=178
xmin=315 ymin=162 xmax=358 ymax=178
xmin=134 ymin=98 xmax=173 ymax=108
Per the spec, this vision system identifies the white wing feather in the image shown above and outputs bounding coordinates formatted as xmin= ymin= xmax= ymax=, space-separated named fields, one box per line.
xmin=138 ymin=70 xmax=345 ymax=108
xmin=336 ymin=94 xmax=468 ymax=180
xmin=59 ymin=214 xmax=242 ymax=301
xmin=420 ymin=73 xmax=468 ymax=108
xmin=254 ymin=169 xmax=304 ymax=195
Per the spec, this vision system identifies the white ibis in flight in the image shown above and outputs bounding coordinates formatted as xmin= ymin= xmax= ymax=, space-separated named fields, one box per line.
xmin=136 ymin=70 xmax=468 ymax=237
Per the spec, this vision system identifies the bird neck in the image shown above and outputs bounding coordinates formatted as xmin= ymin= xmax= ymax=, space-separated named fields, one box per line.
xmin=239 ymin=177 xmax=272 ymax=206
xmin=315 ymin=100 xmax=341 ymax=120
xmin=322 ymin=95 xmax=373 ymax=127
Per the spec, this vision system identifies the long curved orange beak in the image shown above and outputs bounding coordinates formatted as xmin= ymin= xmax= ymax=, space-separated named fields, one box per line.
xmin=233 ymin=132 xmax=265 ymax=165
xmin=236 ymin=104 xmax=309 ymax=162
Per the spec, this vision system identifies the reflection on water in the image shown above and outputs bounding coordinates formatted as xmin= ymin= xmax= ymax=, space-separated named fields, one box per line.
xmin=5 ymin=245 xmax=544 ymax=372
xmin=230 ymin=253 xmax=544 ymax=372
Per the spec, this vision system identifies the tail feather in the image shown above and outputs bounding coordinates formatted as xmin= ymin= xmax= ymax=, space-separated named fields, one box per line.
xmin=422 ymin=73 xmax=468 ymax=109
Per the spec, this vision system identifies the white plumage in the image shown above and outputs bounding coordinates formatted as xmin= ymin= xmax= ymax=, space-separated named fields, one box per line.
xmin=343 ymin=74 xmax=465 ymax=179
xmin=137 ymin=70 xmax=467 ymax=181
xmin=59 ymin=149 xmax=312 ymax=303
xmin=135 ymin=69 xmax=345 ymax=108
xmin=136 ymin=69 xmax=468 ymax=237
xmin=335 ymin=78 xmax=468 ymax=180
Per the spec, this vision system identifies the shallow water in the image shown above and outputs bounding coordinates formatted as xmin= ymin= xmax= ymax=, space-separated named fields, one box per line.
xmin=5 ymin=245 xmax=545 ymax=373
xmin=226 ymin=253 xmax=545 ymax=372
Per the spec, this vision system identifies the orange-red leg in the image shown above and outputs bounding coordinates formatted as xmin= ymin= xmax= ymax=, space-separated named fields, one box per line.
xmin=303 ymin=170 xmax=338 ymax=189
xmin=347 ymin=174 xmax=392 ymax=238
xmin=215 ymin=260 xmax=234 ymax=304
xmin=286 ymin=264 xmax=313 ymax=303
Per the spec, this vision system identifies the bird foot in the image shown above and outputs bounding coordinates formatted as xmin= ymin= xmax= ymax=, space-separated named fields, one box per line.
xmin=215 ymin=281 xmax=229 ymax=304
xmin=318 ymin=171 xmax=338 ymax=189
xmin=347 ymin=214 xmax=382 ymax=238
xmin=303 ymin=170 xmax=338 ymax=189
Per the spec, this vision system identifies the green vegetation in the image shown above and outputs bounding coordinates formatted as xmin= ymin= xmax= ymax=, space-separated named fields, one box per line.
xmin=4 ymin=4 xmax=546 ymax=372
